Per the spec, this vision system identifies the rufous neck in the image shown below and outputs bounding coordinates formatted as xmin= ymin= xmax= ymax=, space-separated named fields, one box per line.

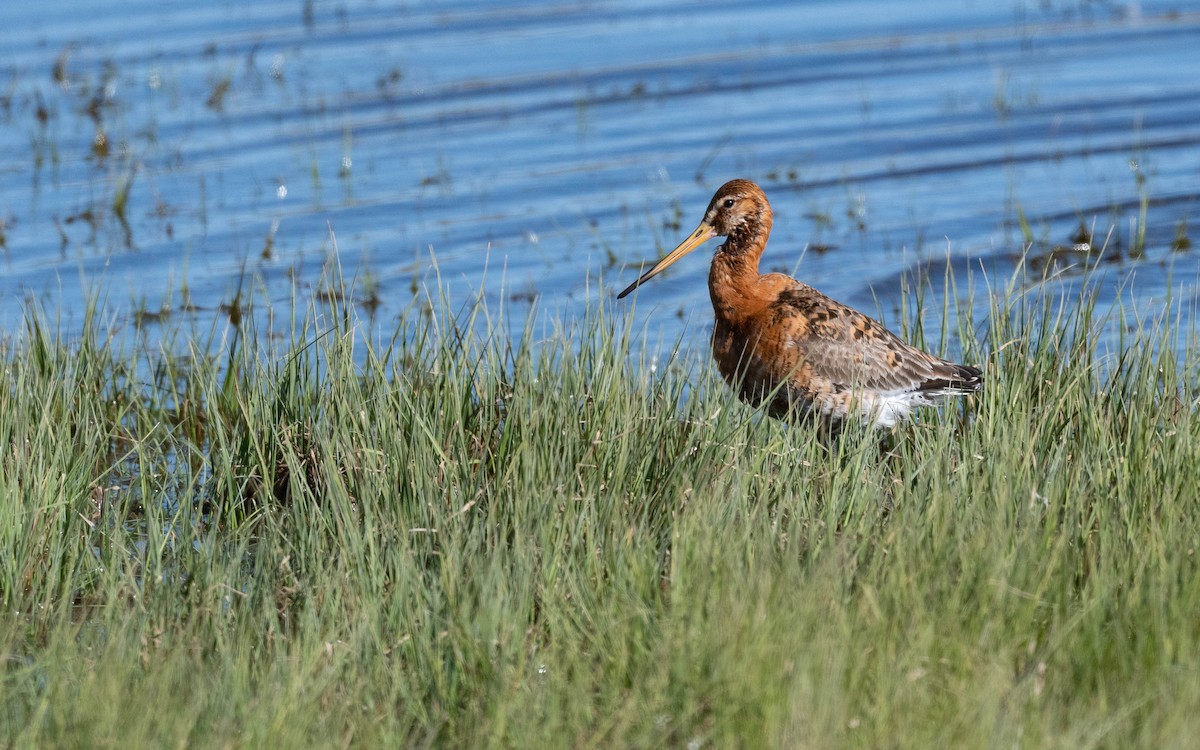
xmin=707 ymin=214 xmax=772 ymax=322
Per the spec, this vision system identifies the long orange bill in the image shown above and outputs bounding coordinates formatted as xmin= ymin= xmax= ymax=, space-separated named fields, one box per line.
xmin=616 ymin=223 xmax=718 ymax=299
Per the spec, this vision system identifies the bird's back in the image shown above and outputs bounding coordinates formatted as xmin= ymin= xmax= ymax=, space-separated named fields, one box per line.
xmin=712 ymin=278 xmax=981 ymax=427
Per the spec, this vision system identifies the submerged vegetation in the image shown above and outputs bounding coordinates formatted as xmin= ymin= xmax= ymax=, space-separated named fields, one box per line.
xmin=2 ymin=265 xmax=1199 ymax=748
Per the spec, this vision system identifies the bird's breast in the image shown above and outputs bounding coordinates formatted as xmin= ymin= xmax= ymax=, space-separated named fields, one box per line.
xmin=711 ymin=313 xmax=814 ymax=414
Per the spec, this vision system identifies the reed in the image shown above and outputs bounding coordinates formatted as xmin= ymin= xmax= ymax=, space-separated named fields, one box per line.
xmin=1 ymin=263 xmax=1197 ymax=748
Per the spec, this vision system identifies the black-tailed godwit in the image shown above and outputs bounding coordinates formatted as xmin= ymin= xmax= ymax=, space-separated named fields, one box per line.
xmin=618 ymin=179 xmax=982 ymax=428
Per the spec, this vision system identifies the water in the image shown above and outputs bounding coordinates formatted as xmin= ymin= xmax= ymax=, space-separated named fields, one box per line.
xmin=2 ymin=0 xmax=1199 ymax=355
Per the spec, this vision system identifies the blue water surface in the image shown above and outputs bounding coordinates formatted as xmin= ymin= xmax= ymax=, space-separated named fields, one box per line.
xmin=1 ymin=0 xmax=1198 ymax=356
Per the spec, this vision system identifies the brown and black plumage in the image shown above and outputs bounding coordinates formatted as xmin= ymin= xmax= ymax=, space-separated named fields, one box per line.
xmin=618 ymin=179 xmax=982 ymax=428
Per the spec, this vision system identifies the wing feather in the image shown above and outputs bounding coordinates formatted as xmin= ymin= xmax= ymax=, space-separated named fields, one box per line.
xmin=768 ymin=284 xmax=981 ymax=395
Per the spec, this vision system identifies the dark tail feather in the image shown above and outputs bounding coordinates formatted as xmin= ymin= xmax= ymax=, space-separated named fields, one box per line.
xmin=918 ymin=362 xmax=983 ymax=395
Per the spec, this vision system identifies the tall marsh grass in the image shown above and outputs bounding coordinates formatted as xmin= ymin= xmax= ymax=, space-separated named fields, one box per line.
xmin=1 ymin=266 xmax=1198 ymax=748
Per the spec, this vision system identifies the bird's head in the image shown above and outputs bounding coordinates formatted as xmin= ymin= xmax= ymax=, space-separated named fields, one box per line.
xmin=617 ymin=179 xmax=770 ymax=299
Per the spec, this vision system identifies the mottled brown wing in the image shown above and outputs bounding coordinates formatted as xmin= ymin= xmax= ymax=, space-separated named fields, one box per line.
xmin=769 ymin=285 xmax=979 ymax=393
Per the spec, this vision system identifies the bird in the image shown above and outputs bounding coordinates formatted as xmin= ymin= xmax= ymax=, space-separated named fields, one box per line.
xmin=617 ymin=179 xmax=982 ymax=429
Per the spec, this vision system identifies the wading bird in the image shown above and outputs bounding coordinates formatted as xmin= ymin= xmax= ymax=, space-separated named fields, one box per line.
xmin=617 ymin=179 xmax=982 ymax=429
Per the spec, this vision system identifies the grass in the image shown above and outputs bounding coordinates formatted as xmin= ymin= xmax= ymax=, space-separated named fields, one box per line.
xmin=2 ymin=264 xmax=1200 ymax=749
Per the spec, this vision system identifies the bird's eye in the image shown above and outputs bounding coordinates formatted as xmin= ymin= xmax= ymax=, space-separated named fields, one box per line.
xmin=722 ymin=198 xmax=735 ymax=209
